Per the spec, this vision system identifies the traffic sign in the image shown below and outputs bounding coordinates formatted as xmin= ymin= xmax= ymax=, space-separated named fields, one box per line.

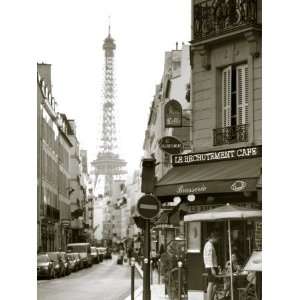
xmin=137 ymin=194 xmax=160 ymax=220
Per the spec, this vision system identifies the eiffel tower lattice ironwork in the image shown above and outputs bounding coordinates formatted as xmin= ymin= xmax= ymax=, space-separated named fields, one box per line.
xmin=92 ymin=24 xmax=127 ymax=196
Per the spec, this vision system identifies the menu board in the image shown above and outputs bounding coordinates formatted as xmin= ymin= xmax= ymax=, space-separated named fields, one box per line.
xmin=187 ymin=222 xmax=201 ymax=252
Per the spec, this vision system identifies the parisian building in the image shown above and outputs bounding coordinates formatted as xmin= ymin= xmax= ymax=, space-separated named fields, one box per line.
xmin=143 ymin=43 xmax=191 ymax=180
xmin=37 ymin=63 xmax=73 ymax=252
xmin=152 ymin=0 xmax=262 ymax=297
xmin=86 ymin=178 xmax=96 ymax=243
xmin=67 ymin=121 xmax=87 ymax=243
xmin=142 ymin=44 xmax=191 ymax=253
xmin=56 ymin=113 xmax=73 ymax=250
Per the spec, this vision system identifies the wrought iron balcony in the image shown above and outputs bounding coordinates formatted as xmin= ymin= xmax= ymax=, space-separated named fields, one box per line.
xmin=213 ymin=124 xmax=248 ymax=146
xmin=45 ymin=204 xmax=60 ymax=221
xmin=193 ymin=0 xmax=258 ymax=41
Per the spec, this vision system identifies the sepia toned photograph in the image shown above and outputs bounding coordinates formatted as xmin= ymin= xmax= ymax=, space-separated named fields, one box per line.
xmin=36 ymin=1 xmax=262 ymax=300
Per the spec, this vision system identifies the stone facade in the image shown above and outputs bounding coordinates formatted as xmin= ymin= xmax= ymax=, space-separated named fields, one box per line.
xmin=191 ymin=0 xmax=262 ymax=152
xmin=143 ymin=44 xmax=191 ymax=180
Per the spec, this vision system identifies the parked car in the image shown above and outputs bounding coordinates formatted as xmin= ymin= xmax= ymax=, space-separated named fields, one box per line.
xmin=97 ymin=247 xmax=105 ymax=262
xmin=67 ymin=243 xmax=92 ymax=268
xmin=91 ymin=247 xmax=99 ymax=264
xmin=47 ymin=252 xmax=65 ymax=277
xmin=66 ymin=253 xmax=77 ymax=272
xmin=73 ymin=253 xmax=83 ymax=270
xmin=59 ymin=252 xmax=71 ymax=275
xmin=37 ymin=254 xmax=55 ymax=279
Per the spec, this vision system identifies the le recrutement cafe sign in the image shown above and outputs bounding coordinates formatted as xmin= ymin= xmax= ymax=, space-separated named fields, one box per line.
xmin=155 ymin=146 xmax=262 ymax=197
xmin=172 ymin=146 xmax=262 ymax=166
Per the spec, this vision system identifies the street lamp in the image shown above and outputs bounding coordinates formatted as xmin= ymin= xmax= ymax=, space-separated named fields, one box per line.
xmin=173 ymin=196 xmax=181 ymax=205
xmin=131 ymin=257 xmax=136 ymax=267
xmin=187 ymin=194 xmax=196 ymax=202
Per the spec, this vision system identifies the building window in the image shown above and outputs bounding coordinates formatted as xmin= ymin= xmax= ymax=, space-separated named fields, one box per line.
xmin=214 ymin=63 xmax=249 ymax=146
xmin=222 ymin=64 xmax=249 ymax=127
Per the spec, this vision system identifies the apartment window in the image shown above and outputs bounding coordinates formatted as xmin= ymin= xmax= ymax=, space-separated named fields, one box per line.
xmin=214 ymin=63 xmax=249 ymax=145
xmin=222 ymin=64 xmax=249 ymax=127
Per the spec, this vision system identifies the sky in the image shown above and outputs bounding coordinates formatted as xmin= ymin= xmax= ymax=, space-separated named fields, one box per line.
xmin=36 ymin=0 xmax=191 ymax=176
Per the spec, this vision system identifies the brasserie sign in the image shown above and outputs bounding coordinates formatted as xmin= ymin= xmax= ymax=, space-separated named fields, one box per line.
xmin=172 ymin=146 xmax=262 ymax=166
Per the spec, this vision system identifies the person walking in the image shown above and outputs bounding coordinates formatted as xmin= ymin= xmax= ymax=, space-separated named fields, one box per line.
xmin=203 ymin=231 xmax=219 ymax=300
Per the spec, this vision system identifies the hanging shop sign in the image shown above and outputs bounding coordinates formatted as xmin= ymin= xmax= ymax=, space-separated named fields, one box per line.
xmin=172 ymin=145 xmax=262 ymax=166
xmin=164 ymin=99 xmax=182 ymax=128
xmin=158 ymin=136 xmax=184 ymax=155
xmin=137 ymin=194 xmax=161 ymax=220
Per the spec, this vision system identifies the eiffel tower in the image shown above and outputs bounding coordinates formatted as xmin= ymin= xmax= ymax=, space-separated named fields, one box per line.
xmin=92 ymin=24 xmax=127 ymax=197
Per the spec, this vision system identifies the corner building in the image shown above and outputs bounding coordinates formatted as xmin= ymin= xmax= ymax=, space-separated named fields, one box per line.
xmin=154 ymin=0 xmax=262 ymax=297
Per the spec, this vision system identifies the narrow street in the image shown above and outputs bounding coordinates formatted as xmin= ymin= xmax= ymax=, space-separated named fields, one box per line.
xmin=37 ymin=256 xmax=142 ymax=300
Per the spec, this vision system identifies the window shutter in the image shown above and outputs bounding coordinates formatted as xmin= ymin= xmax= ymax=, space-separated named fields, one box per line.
xmin=222 ymin=66 xmax=232 ymax=127
xmin=237 ymin=64 xmax=249 ymax=125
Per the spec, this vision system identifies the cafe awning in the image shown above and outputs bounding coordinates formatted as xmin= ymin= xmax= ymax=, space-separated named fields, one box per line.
xmin=155 ymin=157 xmax=261 ymax=197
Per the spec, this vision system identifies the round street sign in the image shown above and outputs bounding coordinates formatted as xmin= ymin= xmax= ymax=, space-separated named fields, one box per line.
xmin=137 ymin=194 xmax=160 ymax=220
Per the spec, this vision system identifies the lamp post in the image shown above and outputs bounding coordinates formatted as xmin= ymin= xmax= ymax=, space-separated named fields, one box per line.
xmin=143 ymin=220 xmax=151 ymax=300
xmin=131 ymin=257 xmax=135 ymax=300
xmin=178 ymin=261 xmax=183 ymax=300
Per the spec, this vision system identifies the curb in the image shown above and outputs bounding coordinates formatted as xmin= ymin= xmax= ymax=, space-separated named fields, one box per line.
xmin=124 ymin=286 xmax=143 ymax=300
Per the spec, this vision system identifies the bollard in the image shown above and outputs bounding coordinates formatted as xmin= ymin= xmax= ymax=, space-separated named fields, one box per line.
xmin=158 ymin=259 xmax=161 ymax=284
xmin=131 ymin=257 xmax=135 ymax=300
xmin=178 ymin=261 xmax=183 ymax=300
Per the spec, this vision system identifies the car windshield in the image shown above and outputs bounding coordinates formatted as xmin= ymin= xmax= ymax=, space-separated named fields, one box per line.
xmin=38 ymin=255 xmax=49 ymax=263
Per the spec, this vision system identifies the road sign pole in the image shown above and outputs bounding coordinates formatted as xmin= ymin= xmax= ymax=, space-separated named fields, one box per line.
xmin=131 ymin=258 xmax=135 ymax=300
xmin=143 ymin=219 xmax=151 ymax=300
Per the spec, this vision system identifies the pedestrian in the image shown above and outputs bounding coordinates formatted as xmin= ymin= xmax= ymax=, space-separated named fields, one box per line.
xmin=119 ymin=246 xmax=124 ymax=261
xmin=151 ymin=249 xmax=158 ymax=269
xmin=159 ymin=244 xmax=165 ymax=256
xmin=203 ymin=231 xmax=219 ymax=300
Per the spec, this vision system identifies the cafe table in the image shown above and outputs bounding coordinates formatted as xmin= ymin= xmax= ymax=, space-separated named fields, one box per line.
xmin=202 ymin=271 xmax=249 ymax=300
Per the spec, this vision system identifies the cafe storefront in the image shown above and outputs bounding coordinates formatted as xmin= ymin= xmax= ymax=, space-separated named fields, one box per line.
xmin=154 ymin=145 xmax=262 ymax=298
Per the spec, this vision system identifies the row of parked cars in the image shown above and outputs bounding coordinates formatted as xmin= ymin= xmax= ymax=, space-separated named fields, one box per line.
xmin=37 ymin=244 xmax=112 ymax=279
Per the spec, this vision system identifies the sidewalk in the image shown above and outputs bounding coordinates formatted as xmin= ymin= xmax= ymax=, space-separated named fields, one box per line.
xmin=124 ymin=263 xmax=169 ymax=300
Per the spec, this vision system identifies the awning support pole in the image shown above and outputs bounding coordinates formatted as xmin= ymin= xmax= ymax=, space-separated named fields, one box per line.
xmin=228 ymin=220 xmax=234 ymax=300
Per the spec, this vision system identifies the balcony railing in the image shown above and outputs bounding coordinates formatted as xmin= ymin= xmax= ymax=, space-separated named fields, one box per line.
xmin=213 ymin=124 xmax=248 ymax=146
xmin=193 ymin=0 xmax=257 ymax=41
xmin=45 ymin=204 xmax=60 ymax=221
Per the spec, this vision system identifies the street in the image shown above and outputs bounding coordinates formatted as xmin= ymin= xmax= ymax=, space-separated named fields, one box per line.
xmin=37 ymin=255 xmax=142 ymax=300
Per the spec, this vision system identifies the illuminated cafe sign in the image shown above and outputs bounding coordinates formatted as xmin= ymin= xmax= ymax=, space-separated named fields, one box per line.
xmin=164 ymin=99 xmax=182 ymax=128
xmin=172 ymin=146 xmax=262 ymax=166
